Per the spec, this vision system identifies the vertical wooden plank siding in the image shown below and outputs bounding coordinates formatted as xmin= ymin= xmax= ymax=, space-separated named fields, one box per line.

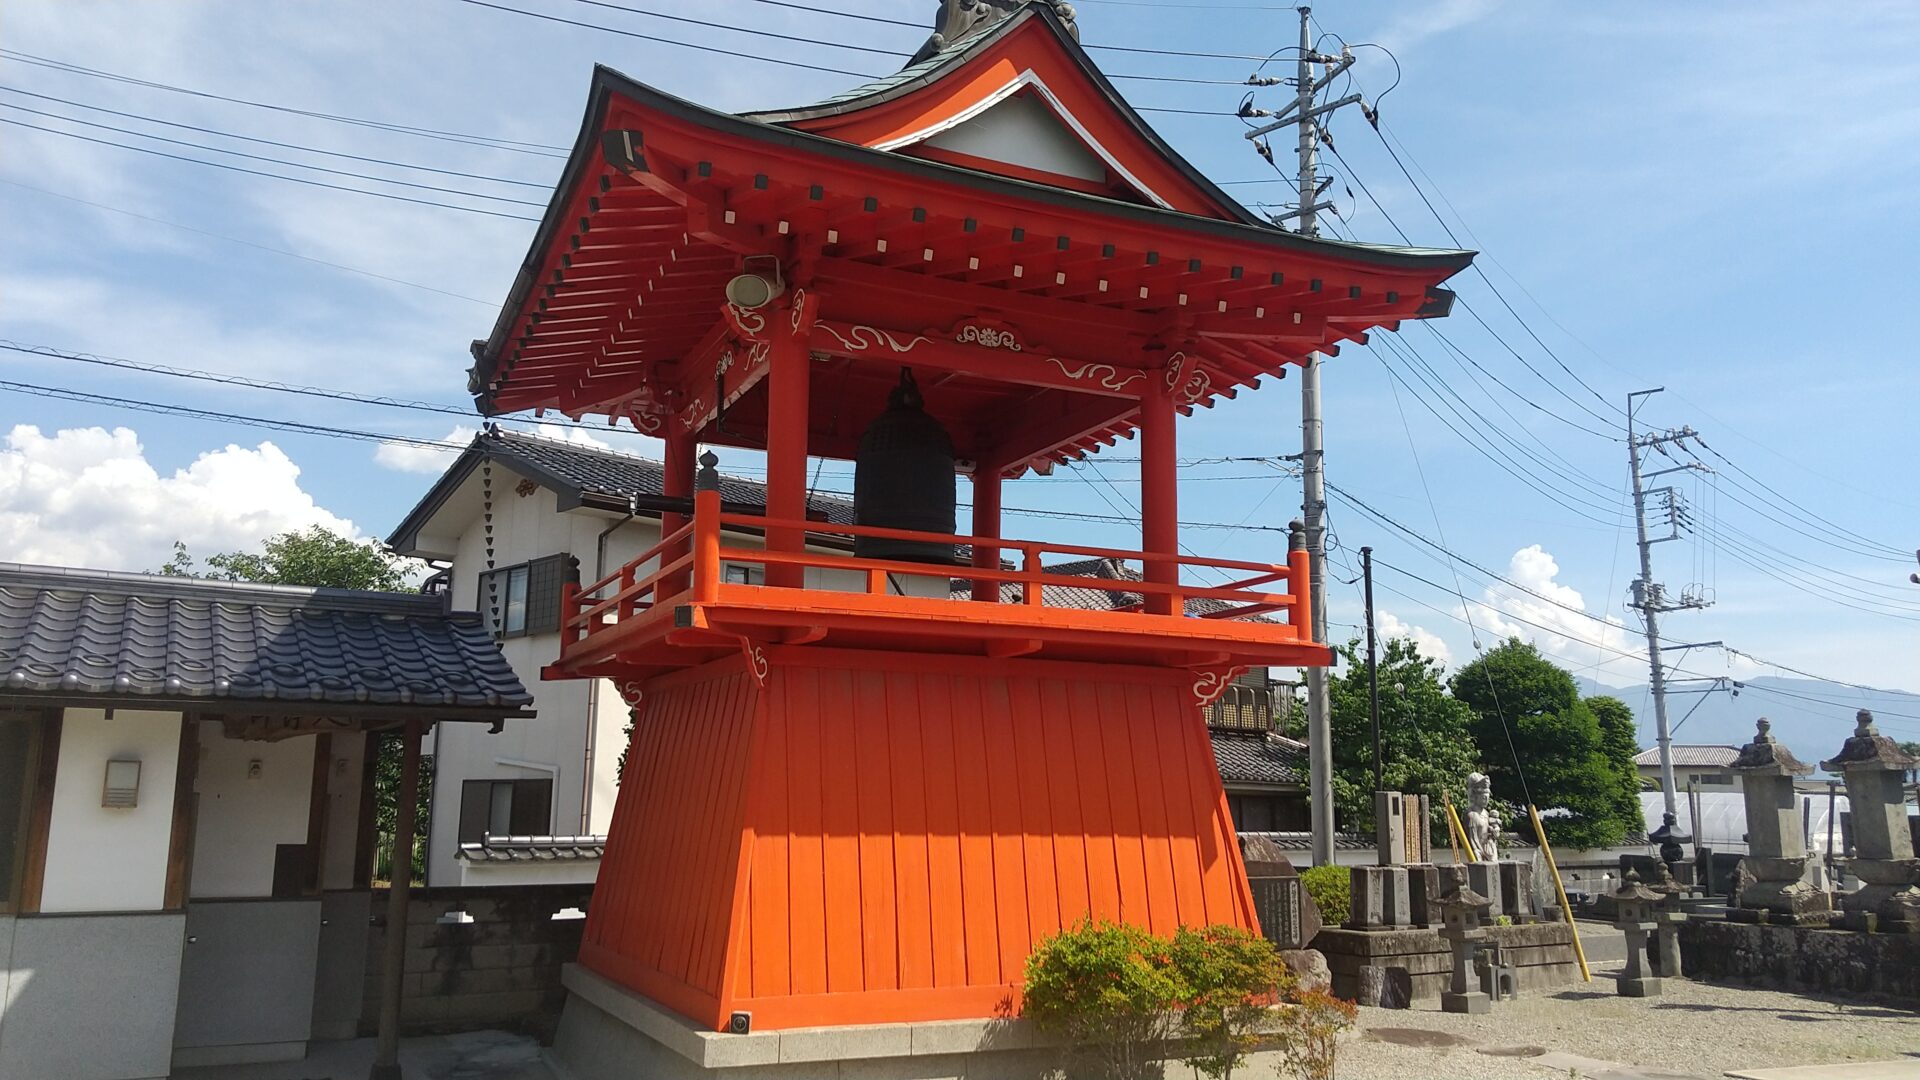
xmin=784 ymin=665 xmax=828 ymax=997
xmin=584 ymin=651 xmax=1257 ymax=1032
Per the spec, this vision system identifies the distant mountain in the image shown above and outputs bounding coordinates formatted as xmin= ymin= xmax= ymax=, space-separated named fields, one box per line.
xmin=1575 ymin=675 xmax=1920 ymax=772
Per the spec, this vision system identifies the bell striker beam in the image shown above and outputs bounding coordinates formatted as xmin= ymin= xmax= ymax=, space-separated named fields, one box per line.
xmin=969 ymin=462 xmax=1003 ymax=602
xmin=660 ymin=423 xmax=697 ymax=598
xmin=1138 ymin=366 xmax=1179 ymax=616
xmin=764 ymin=290 xmax=813 ymax=588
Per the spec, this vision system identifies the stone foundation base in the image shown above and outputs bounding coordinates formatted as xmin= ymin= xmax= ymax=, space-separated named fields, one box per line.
xmin=1679 ymin=920 xmax=1920 ymax=1001
xmin=1617 ymin=976 xmax=1662 ymax=998
xmin=549 ymin=965 xmax=1305 ymax=1079
xmin=1314 ymin=923 xmax=1578 ymax=1005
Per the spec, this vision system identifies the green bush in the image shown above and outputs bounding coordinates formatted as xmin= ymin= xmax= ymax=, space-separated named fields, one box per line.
xmin=1022 ymin=918 xmax=1183 ymax=1080
xmin=1170 ymin=925 xmax=1291 ymax=1080
xmin=1023 ymin=918 xmax=1358 ymax=1080
xmin=1299 ymin=865 xmax=1350 ymax=928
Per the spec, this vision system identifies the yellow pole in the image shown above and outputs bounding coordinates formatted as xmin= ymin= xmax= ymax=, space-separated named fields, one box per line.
xmin=1441 ymin=794 xmax=1471 ymax=862
xmin=1528 ymin=803 xmax=1591 ymax=982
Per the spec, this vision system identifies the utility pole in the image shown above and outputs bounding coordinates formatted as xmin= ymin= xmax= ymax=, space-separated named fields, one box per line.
xmin=1238 ymin=7 xmax=1360 ymax=864
xmin=1627 ymin=388 xmax=1712 ymax=821
xmin=1363 ymin=545 xmax=1381 ymax=793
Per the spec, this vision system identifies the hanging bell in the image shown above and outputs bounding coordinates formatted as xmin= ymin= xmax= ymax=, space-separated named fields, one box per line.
xmin=853 ymin=368 xmax=956 ymax=564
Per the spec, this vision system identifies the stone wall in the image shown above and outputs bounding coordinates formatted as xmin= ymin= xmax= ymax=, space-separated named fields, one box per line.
xmin=1314 ymin=923 xmax=1578 ymax=1004
xmin=360 ymin=883 xmax=592 ymax=1042
xmin=1679 ymin=919 xmax=1920 ymax=1001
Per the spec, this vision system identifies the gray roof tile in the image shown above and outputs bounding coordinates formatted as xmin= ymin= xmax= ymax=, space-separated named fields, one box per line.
xmin=1211 ymin=729 xmax=1307 ymax=786
xmin=0 ymin=564 xmax=533 ymax=714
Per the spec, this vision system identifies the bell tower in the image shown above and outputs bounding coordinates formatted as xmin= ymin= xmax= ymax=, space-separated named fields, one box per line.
xmin=470 ymin=0 xmax=1472 ymax=1037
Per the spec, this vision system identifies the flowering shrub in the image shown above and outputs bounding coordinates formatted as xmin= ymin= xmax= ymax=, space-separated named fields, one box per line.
xmin=1171 ymin=924 xmax=1291 ymax=1080
xmin=1021 ymin=918 xmax=1182 ymax=1080
xmin=1276 ymin=988 xmax=1358 ymax=1080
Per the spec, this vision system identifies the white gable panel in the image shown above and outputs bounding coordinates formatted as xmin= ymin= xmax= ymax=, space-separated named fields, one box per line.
xmin=920 ymin=91 xmax=1109 ymax=183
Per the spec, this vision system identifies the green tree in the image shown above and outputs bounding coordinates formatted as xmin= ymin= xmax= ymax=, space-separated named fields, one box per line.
xmin=159 ymin=526 xmax=430 ymax=878
xmin=1327 ymin=637 xmax=1480 ymax=837
xmin=159 ymin=525 xmax=416 ymax=592
xmin=1586 ymin=694 xmax=1649 ymax=834
xmin=1449 ymin=638 xmax=1632 ymax=849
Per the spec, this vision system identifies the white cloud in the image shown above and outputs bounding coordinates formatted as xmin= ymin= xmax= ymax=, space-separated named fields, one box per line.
xmin=1468 ymin=544 xmax=1638 ymax=680
xmin=1378 ymin=609 xmax=1453 ymax=667
xmin=373 ymin=425 xmax=476 ymax=473
xmin=0 ymin=425 xmax=356 ymax=571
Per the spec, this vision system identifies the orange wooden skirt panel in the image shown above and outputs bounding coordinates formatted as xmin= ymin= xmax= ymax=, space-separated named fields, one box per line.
xmin=578 ymin=646 xmax=1258 ymax=1031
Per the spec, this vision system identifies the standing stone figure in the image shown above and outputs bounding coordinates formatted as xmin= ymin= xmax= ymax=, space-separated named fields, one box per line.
xmin=1466 ymin=772 xmax=1501 ymax=862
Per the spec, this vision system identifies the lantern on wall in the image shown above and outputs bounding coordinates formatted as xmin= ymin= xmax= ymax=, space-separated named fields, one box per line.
xmin=853 ymin=368 xmax=956 ymax=564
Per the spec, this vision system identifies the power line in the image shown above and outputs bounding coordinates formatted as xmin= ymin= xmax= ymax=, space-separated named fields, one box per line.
xmin=0 ymin=178 xmax=495 ymax=306
xmin=0 ymin=84 xmax=552 ymax=189
xmin=739 ymin=0 xmax=1298 ymax=61
xmin=452 ymin=0 xmax=1249 ymax=98
xmin=0 ymin=101 xmax=548 ymax=208
xmin=0 ymin=50 xmax=569 ymax=157
xmin=0 ymin=116 xmax=541 ymax=222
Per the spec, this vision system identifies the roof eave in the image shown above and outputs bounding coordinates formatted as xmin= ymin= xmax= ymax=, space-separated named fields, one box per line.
xmin=469 ymin=62 xmax=1474 ymax=399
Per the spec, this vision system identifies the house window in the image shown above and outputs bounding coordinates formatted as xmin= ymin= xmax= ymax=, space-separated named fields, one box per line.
xmin=0 ymin=716 xmax=37 ymax=912
xmin=723 ymin=564 xmax=765 ymax=585
xmin=457 ymin=777 xmax=554 ymax=843
xmin=479 ymin=553 xmax=572 ymax=639
xmin=1226 ymin=793 xmax=1309 ymax=833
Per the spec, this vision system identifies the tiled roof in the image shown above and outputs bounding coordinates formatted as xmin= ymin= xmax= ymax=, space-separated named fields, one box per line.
xmin=1211 ymin=729 xmax=1307 ymax=786
xmin=483 ymin=430 xmax=855 ymax=524
xmin=390 ymin=430 xmax=855 ymax=555
xmin=0 ymin=563 xmax=533 ymax=716
xmin=1634 ymin=745 xmax=1739 ymax=768
xmin=458 ymin=835 xmax=606 ymax=863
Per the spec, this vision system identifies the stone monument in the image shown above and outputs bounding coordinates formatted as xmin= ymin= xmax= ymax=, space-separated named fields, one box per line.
xmin=1650 ymin=863 xmax=1687 ymax=978
xmin=1612 ymin=870 xmax=1664 ymax=996
xmin=1466 ymin=772 xmax=1501 ymax=862
xmin=1434 ymin=885 xmax=1492 ymax=1014
xmin=1727 ymin=718 xmax=1827 ymax=923
xmin=1821 ymin=710 xmax=1920 ymax=932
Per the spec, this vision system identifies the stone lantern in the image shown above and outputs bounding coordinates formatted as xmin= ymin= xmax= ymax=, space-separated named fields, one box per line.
xmin=1611 ymin=870 xmax=1664 ymax=997
xmin=1728 ymin=718 xmax=1826 ymax=923
xmin=1820 ymin=710 xmax=1920 ymax=932
xmin=1433 ymin=885 xmax=1492 ymax=1014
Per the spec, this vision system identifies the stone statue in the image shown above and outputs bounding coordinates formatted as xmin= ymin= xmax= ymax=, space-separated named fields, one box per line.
xmin=1466 ymin=772 xmax=1500 ymax=862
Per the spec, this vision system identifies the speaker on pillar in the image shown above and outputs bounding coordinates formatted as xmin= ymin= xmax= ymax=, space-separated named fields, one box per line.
xmin=853 ymin=367 xmax=956 ymax=564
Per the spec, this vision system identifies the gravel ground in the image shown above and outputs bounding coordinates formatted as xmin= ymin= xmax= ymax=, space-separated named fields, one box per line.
xmin=1329 ymin=966 xmax=1920 ymax=1080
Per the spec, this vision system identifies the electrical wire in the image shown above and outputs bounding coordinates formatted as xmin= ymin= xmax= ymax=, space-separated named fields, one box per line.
xmin=0 ymin=116 xmax=542 ymax=222
xmin=0 ymin=101 xmax=548 ymax=208
xmin=0 ymin=84 xmax=552 ymax=189
xmin=0 ymin=49 xmax=570 ymax=157
xmin=0 ymin=178 xmax=496 ymax=306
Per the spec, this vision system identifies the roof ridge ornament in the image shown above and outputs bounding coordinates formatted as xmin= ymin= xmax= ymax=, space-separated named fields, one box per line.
xmin=913 ymin=1 xmax=1079 ymax=66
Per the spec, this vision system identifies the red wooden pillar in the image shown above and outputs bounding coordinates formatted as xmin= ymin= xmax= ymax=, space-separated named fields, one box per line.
xmin=969 ymin=462 xmax=1002 ymax=602
xmin=765 ymin=316 xmax=810 ymax=590
xmin=1139 ymin=376 xmax=1179 ymax=616
xmin=660 ymin=424 xmax=697 ymax=598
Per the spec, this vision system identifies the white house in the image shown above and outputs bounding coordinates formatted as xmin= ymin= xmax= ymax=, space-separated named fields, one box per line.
xmin=387 ymin=430 xmax=953 ymax=887
xmin=1634 ymin=744 xmax=1743 ymax=792
xmin=0 ymin=563 xmax=530 ymax=1079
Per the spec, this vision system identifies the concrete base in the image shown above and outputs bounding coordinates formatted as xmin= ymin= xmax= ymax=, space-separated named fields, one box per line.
xmin=171 ymin=1039 xmax=310 ymax=1068
xmin=1617 ymin=976 xmax=1663 ymax=997
xmin=1439 ymin=990 xmax=1488 ymax=1015
xmin=552 ymin=964 xmax=1300 ymax=1079
xmin=1315 ymin=922 xmax=1578 ymax=1004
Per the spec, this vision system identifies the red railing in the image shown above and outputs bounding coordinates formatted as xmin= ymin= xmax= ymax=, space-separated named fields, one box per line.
xmin=560 ymin=487 xmax=1312 ymax=650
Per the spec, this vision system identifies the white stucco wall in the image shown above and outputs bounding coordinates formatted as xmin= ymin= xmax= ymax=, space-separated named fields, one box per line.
xmin=320 ymin=732 xmax=367 ymax=890
xmin=39 ymin=708 xmax=181 ymax=914
xmin=188 ymin=723 xmax=314 ymax=899
xmin=420 ymin=466 xmax=957 ymax=884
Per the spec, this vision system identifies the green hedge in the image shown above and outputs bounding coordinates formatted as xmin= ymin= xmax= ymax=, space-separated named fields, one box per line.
xmin=1298 ymin=864 xmax=1349 ymax=928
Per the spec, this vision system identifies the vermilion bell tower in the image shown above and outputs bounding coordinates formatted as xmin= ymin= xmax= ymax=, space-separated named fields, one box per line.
xmin=469 ymin=1 xmax=1471 ymax=1033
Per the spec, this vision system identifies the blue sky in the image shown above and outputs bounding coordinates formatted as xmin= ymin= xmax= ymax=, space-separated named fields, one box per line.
xmin=3 ymin=1 xmax=1917 ymax=737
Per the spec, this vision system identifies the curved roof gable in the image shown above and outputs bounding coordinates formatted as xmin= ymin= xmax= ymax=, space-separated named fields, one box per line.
xmin=742 ymin=6 xmax=1252 ymax=222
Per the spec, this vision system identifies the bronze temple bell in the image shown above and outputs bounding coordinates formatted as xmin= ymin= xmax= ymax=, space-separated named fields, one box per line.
xmin=853 ymin=368 xmax=956 ymax=564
